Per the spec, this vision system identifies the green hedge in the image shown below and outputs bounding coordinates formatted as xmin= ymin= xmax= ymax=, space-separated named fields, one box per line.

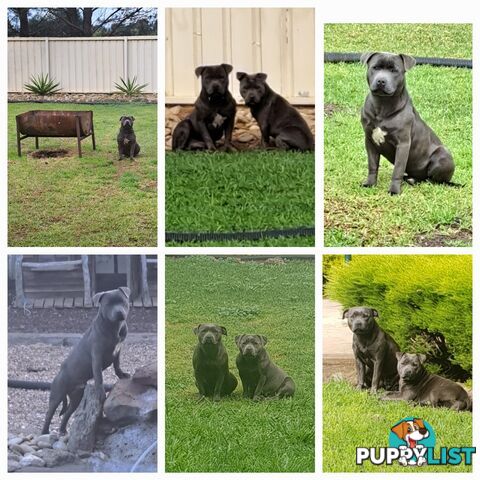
xmin=325 ymin=255 xmax=472 ymax=377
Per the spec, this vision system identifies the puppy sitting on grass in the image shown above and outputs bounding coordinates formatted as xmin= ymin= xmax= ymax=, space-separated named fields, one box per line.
xmin=117 ymin=115 xmax=140 ymax=160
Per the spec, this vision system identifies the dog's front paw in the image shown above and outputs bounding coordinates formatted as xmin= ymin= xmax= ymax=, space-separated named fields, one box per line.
xmin=96 ymin=386 xmax=107 ymax=403
xmin=117 ymin=371 xmax=130 ymax=379
xmin=362 ymin=177 xmax=377 ymax=187
xmin=388 ymin=183 xmax=401 ymax=195
xmin=213 ymin=394 xmax=221 ymax=402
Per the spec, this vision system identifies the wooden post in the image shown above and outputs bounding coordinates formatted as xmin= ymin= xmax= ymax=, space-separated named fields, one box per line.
xmin=16 ymin=116 xmax=22 ymax=156
xmin=75 ymin=116 xmax=82 ymax=157
xmin=14 ymin=255 xmax=25 ymax=307
xmin=35 ymin=137 xmax=39 ymax=149
xmin=82 ymin=255 xmax=92 ymax=306
xmin=140 ymin=255 xmax=151 ymax=304
xmin=90 ymin=111 xmax=96 ymax=150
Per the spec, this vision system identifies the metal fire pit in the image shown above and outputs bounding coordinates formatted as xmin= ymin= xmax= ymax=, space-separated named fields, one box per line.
xmin=16 ymin=110 xmax=96 ymax=158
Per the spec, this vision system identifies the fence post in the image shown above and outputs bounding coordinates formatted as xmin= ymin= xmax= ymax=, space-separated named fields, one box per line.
xmin=123 ymin=37 xmax=128 ymax=80
xmin=45 ymin=38 xmax=50 ymax=76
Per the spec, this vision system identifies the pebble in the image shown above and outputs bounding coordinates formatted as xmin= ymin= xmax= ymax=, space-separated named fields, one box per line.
xmin=19 ymin=453 xmax=45 ymax=468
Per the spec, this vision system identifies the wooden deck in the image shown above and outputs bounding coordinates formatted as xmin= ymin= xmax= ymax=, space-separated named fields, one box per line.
xmin=27 ymin=296 xmax=157 ymax=308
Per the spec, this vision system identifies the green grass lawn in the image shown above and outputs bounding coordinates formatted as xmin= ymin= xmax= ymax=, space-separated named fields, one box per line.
xmin=323 ymin=381 xmax=473 ymax=473
xmin=324 ymin=24 xmax=472 ymax=246
xmin=165 ymin=151 xmax=314 ymax=246
xmin=165 ymin=256 xmax=314 ymax=472
xmin=8 ymin=102 xmax=157 ymax=246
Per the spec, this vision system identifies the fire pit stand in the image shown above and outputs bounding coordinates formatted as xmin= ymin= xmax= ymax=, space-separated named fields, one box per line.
xmin=16 ymin=110 xmax=96 ymax=158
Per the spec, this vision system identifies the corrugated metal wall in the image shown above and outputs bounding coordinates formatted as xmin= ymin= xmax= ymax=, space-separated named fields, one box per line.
xmin=8 ymin=36 xmax=157 ymax=93
xmin=165 ymin=8 xmax=314 ymax=105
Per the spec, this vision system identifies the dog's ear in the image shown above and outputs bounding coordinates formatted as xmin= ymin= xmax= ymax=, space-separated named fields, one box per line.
xmin=260 ymin=335 xmax=267 ymax=345
xmin=342 ymin=308 xmax=350 ymax=319
xmin=193 ymin=324 xmax=201 ymax=335
xmin=236 ymin=71 xmax=247 ymax=81
xmin=255 ymin=72 xmax=267 ymax=82
xmin=119 ymin=115 xmax=125 ymax=122
xmin=396 ymin=351 xmax=404 ymax=361
xmin=221 ymin=63 xmax=233 ymax=75
xmin=360 ymin=52 xmax=377 ymax=66
xmin=391 ymin=421 xmax=408 ymax=440
xmin=220 ymin=326 xmax=227 ymax=336
xmin=92 ymin=291 xmax=105 ymax=306
xmin=400 ymin=54 xmax=416 ymax=71
xmin=235 ymin=334 xmax=243 ymax=347
xmin=370 ymin=309 xmax=378 ymax=317
xmin=195 ymin=66 xmax=205 ymax=78
xmin=418 ymin=353 xmax=427 ymax=364
xmin=119 ymin=286 xmax=131 ymax=299
xmin=414 ymin=418 xmax=425 ymax=429
xmin=131 ymin=116 xmax=135 ymax=121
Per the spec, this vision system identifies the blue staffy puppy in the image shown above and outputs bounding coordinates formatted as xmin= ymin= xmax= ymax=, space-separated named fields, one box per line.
xmin=192 ymin=323 xmax=238 ymax=400
xmin=42 ymin=287 xmax=131 ymax=434
xmin=235 ymin=334 xmax=295 ymax=399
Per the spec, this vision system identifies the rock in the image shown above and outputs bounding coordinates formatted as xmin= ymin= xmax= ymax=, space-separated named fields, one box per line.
xmin=169 ymin=105 xmax=181 ymax=115
xmin=104 ymin=378 xmax=157 ymax=425
xmin=8 ymin=452 xmax=22 ymax=462
xmin=8 ymin=436 xmax=24 ymax=447
xmin=19 ymin=453 xmax=45 ymax=468
xmin=8 ymin=460 xmax=21 ymax=472
xmin=37 ymin=441 xmax=52 ymax=449
xmin=78 ymin=450 xmax=92 ymax=459
xmin=35 ymin=448 xmax=76 ymax=468
xmin=237 ymin=133 xmax=255 ymax=143
xmin=52 ymin=439 xmax=68 ymax=450
xmin=67 ymin=384 xmax=103 ymax=453
xmin=133 ymin=362 xmax=157 ymax=388
xmin=92 ymin=451 xmax=108 ymax=461
xmin=10 ymin=443 xmax=35 ymax=455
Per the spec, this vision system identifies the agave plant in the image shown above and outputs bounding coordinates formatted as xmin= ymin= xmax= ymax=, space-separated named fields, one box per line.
xmin=24 ymin=73 xmax=61 ymax=95
xmin=114 ymin=76 xmax=148 ymax=96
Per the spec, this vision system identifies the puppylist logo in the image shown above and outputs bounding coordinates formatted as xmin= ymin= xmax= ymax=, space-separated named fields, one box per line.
xmin=356 ymin=417 xmax=475 ymax=467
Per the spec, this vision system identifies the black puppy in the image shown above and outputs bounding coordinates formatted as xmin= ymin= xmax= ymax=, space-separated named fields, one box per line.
xmin=173 ymin=64 xmax=237 ymax=151
xmin=235 ymin=334 xmax=295 ymax=399
xmin=42 ymin=287 xmax=131 ymax=434
xmin=192 ymin=323 xmax=237 ymax=400
xmin=344 ymin=307 xmax=400 ymax=393
xmin=361 ymin=52 xmax=455 ymax=194
xmin=237 ymin=72 xmax=314 ymax=151
xmin=117 ymin=115 xmax=140 ymax=160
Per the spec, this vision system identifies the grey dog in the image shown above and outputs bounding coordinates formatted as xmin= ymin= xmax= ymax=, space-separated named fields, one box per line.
xmin=360 ymin=52 xmax=455 ymax=194
xmin=172 ymin=64 xmax=237 ymax=152
xmin=382 ymin=352 xmax=472 ymax=411
xmin=41 ymin=287 xmax=131 ymax=434
xmin=235 ymin=334 xmax=295 ymax=399
xmin=117 ymin=115 xmax=140 ymax=160
xmin=344 ymin=307 xmax=400 ymax=392
xmin=237 ymin=72 xmax=314 ymax=151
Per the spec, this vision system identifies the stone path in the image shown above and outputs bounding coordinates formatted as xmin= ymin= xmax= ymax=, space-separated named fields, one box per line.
xmin=322 ymin=298 xmax=355 ymax=384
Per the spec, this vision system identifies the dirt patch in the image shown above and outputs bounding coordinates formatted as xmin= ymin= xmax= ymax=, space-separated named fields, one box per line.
xmin=165 ymin=104 xmax=315 ymax=150
xmin=30 ymin=149 xmax=70 ymax=159
xmin=8 ymin=306 xmax=157 ymax=334
xmin=414 ymin=228 xmax=472 ymax=246
xmin=324 ymin=103 xmax=340 ymax=117
xmin=323 ymin=355 xmax=356 ymax=384
xmin=9 ymin=92 xmax=157 ymax=104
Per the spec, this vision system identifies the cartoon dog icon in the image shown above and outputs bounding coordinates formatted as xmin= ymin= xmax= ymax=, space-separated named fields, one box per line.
xmin=391 ymin=418 xmax=430 ymax=466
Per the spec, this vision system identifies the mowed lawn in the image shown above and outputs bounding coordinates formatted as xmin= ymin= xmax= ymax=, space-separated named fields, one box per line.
xmin=324 ymin=24 xmax=472 ymax=246
xmin=166 ymin=151 xmax=314 ymax=246
xmin=165 ymin=256 xmax=314 ymax=472
xmin=8 ymin=102 xmax=157 ymax=246
xmin=323 ymin=381 xmax=473 ymax=473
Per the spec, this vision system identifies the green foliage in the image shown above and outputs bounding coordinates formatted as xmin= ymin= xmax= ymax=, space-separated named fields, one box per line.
xmin=166 ymin=256 xmax=314 ymax=472
xmin=322 ymin=255 xmax=347 ymax=285
xmin=114 ymin=76 xmax=148 ymax=95
xmin=325 ymin=255 xmax=472 ymax=375
xmin=24 ymin=73 xmax=61 ymax=95
xmin=323 ymin=380 xmax=472 ymax=473
xmin=166 ymin=150 xmax=314 ymax=246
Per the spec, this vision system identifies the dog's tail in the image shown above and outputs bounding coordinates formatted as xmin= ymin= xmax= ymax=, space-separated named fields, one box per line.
xmin=443 ymin=181 xmax=465 ymax=188
xmin=58 ymin=397 xmax=68 ymax=416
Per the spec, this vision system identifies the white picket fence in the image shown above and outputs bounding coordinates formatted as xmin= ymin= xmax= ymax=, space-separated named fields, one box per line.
xmin=8 ymin=36 xmax=157 ymax=93
xmin=165 ymin=8 xmax=315 ymax=104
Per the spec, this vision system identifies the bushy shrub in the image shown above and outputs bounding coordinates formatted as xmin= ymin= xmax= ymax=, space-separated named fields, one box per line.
xmin=322 ymin=255 xmax=348 ymax=287
xmin=325 ymin=255 xmax=472 ymax=378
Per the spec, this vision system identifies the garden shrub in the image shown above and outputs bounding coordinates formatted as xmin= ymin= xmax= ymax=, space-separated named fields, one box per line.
xmin=325 ymin=255 xmax=472 ymax=379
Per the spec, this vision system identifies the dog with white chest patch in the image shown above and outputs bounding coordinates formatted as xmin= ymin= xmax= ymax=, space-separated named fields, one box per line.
xmin=360 ymin=52 xmax=455 ymax=195
xmin=391 ymin=418 xmax=430 ymax=466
